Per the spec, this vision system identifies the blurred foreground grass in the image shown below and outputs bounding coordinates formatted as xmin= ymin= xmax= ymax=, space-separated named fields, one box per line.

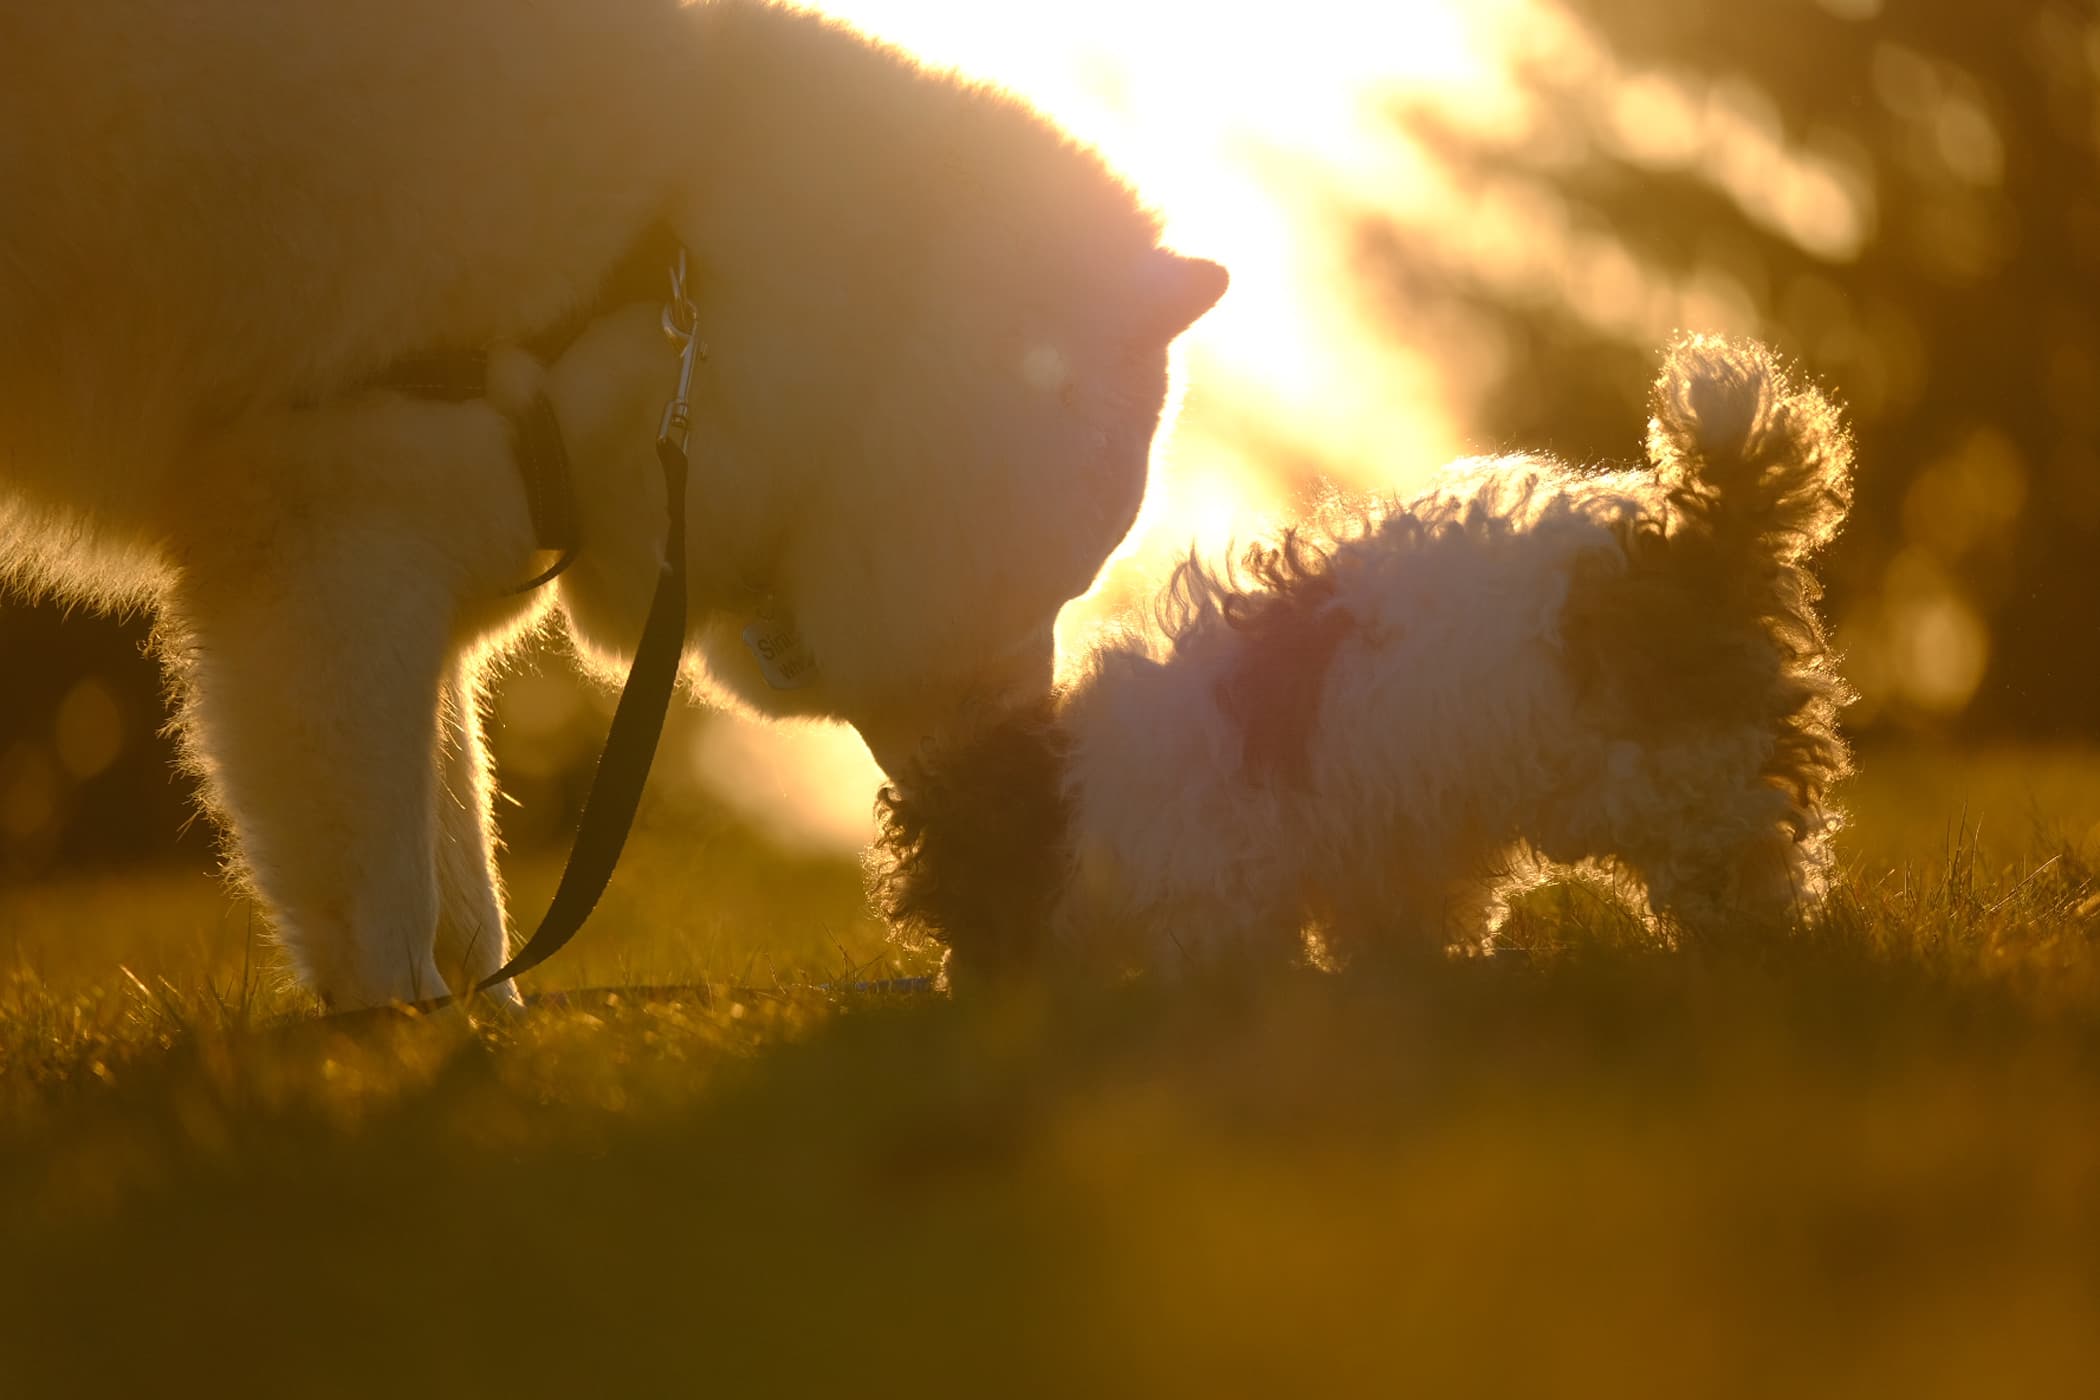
xmin=4 ymin=744 xmax=2100 ymax=1396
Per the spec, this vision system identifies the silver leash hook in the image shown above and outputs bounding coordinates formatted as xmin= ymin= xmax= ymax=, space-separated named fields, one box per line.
xmin=661 ymin=248 xmax=697 ymax=345
xmin=658 ymin=246 xmax=706 ymax=458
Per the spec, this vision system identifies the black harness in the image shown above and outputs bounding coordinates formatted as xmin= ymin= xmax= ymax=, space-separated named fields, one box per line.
xmin=368 ymin=224 xmax=682 ymax=580
xmin=370 ymin=223 xmax=681 ymax=399
xmin=369 ymin=224 xmax=699 ymax=998
xmin=365 ymin=353 xmax=580 ymax=587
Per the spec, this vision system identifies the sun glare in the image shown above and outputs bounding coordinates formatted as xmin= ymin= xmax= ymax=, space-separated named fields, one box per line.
xmin=691 ymin=0 xmax=1534 ymax=847
xmin=824 ymin=0 xmax=1524 ymax=527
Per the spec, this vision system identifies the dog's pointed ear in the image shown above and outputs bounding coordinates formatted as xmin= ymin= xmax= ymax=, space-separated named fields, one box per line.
xmin=1147 ymin=253 xmax=1229 ymax=340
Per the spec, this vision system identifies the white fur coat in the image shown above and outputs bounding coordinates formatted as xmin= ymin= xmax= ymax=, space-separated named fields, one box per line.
xmin=0 ymin=0 xmax=1225 ymax=1005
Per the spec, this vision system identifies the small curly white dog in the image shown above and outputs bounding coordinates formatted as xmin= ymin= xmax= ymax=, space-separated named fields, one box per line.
xmin=876 ymin=336 xmax=1855 ymax=977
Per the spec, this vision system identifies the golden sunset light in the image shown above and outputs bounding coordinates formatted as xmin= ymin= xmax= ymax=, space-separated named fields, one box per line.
xmin=828 ymin=0 xmax=1519 ymax=533
xmin=688 ymin=0 xmax=2060 ymax=851
xmin=716 ymin=0 xmax=1870 ymax=841
xmin=14 ymin=5 xmax=2100 ymax=1388
xmin=702 ymin=0 xmax=1544 ymax=842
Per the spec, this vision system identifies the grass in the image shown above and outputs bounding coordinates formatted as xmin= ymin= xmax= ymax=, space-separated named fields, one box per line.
xmin=4 ymin=744 xmax=2100 ymax=1396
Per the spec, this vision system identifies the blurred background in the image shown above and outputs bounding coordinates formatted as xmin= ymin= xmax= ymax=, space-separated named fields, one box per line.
xmin=3 ymin=0 xmax=2096 ymax=888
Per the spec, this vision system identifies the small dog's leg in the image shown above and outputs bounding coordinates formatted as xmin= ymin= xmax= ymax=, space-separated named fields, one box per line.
xmin=434 ymin=663 xmax=521 ymax=1007
xmin=1314 ymin=865 xmax=1505 ymax=965
xmin=1625 ymin=806 xmax=1827 ymax=943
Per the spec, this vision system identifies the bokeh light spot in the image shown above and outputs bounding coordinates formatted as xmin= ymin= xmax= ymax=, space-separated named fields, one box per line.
xmin=54 ymin=677 xmax=126 ymax=781
xmin=0 ymin=743 xmax=61 ymax=841
xmin=1883 ymin=551 xmax=1992 ymax=715
xmin=1901 ymin=428 xmax=2027 ymax=560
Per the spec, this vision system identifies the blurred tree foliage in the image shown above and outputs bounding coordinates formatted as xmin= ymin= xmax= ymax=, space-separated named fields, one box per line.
xmin=1374 ymin=0 xmax=2100 ymax=734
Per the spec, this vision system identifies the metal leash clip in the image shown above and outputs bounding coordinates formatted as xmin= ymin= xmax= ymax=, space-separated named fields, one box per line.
xmin=658 ymin=248 xmax=707 ymax=461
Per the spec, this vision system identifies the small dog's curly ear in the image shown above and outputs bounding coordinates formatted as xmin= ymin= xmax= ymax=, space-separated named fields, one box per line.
xmin=1149 ymin=253 xmax=1229 ymax=340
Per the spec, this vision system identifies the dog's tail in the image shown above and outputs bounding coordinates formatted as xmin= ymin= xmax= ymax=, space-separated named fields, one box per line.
xmin=1623 ymin=335 xmax=1854 ymax=916
xmin=1647 ymin=334 xmax=1852 ymax=562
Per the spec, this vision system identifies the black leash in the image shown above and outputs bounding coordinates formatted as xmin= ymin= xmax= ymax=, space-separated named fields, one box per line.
xmin=474 ymin=431 xmax=687 ymax=989
xmin=475 ymin=249 xmax=706 ymax=992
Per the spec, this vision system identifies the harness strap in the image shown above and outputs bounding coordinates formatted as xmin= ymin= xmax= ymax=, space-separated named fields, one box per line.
xmin=505 ymin=391 xmax=581 ymax=591
xmin=368 ymin=222 xmax=680 ymax=394
xmin=365 ymin=349 xmax=492 ymax=404
xmin=366 ymin=353 xmax=580 ymax=583
xmin=363 ymin=218 xmax=679 ymax=569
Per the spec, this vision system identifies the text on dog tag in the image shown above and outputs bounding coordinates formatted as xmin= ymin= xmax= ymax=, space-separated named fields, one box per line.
xmin=743 ymin=616 xmax=819 ymax=690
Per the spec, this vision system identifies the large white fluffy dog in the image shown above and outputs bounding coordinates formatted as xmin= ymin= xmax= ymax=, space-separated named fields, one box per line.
xmin=875 ymin=338 xmax=1854 ymax=978
xmin=0 ymin=1 xmax=1225 ymax=1006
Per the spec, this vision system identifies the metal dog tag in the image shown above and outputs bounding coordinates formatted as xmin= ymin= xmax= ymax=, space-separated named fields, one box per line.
xmin=743 ymin=614 xmax=819 ymax=690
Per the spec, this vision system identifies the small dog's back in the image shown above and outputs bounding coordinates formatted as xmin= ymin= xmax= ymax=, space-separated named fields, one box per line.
xmin=876 ymin=338 xmax=1858 ymax=978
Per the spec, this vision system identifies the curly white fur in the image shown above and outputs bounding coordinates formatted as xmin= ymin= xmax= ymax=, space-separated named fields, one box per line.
xmin=876 ymin=336 xmax=1855 ymax=975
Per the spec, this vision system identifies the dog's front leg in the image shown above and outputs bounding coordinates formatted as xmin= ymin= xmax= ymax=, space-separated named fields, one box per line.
xmin=434 ymin=662 xmax=521 ymax=1007
xmin=165 ymin=524 xmax=454 ymax=1008
xmin=162 ymin=394 xmax=540 ymax=1010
